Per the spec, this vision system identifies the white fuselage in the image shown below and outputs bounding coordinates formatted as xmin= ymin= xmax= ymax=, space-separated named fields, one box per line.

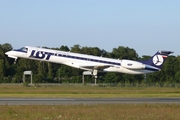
xmin=5 ymin=46 xmax=159 ymax=75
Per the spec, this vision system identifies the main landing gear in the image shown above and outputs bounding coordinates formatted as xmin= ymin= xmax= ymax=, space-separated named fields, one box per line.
xmin=93 ymin=70 xmax=98 ymax=84
xmin=82 ymin=69 xmax=98 ymax=84
xmin=14 ymin=58 xmax=17 ymax=64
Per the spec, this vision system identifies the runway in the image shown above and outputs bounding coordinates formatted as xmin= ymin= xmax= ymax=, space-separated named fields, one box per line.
xmin=0 ymin=98 xmax=180 ymax=105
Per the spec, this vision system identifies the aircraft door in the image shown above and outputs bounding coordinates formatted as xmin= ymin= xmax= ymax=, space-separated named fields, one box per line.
xmin=26 ymin=47 xmax=32 ymax=57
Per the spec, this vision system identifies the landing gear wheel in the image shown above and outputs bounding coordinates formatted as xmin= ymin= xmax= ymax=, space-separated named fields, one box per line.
xmin=14 ymin=59 xmax=17 ymax=64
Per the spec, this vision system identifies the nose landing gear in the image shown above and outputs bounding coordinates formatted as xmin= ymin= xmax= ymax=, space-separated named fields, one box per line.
xmin=14 ymin=59 xmax=17 ymax=64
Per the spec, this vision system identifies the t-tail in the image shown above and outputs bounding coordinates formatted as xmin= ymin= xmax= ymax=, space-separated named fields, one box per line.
xmin=141 ymin=50 xmax=174 ymax=70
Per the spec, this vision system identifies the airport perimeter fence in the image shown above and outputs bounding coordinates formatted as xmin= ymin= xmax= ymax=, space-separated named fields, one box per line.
xmin=0 ymin=82 xmax=180 ymax=88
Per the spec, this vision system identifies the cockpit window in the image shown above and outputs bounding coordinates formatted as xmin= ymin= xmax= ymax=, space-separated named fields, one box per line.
xmin=15 ymin=47 xmax=28 ymax=53
xmin=20 ymin=47 xmax=28 ymax=52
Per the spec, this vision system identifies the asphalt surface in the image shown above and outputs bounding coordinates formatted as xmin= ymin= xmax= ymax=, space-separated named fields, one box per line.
xmin=0 ymin=98 xmax=180 ymax=105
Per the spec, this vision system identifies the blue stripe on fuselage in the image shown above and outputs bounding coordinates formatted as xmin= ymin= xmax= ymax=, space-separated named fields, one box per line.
xmin=56 ymin=52 xmax=120 ymax=66
xmin=28 ymin=49 xmax=121 ymax=66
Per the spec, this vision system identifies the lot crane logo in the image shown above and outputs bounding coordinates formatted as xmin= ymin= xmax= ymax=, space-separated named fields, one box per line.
xmin=153 ymin=55 xmax=164 ymax=66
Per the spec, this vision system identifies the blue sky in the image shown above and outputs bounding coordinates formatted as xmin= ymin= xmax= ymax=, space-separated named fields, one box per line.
xmin=0 ymin=0 xmax=180 ymax=56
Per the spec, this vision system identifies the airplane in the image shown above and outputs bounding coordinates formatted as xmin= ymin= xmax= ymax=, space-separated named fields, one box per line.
xmin=5 ymin=46 xmax=173 ymax=78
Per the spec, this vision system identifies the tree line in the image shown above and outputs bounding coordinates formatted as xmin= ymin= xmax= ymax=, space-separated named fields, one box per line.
xmin=0 ymin=43 xmax=180 ymax=85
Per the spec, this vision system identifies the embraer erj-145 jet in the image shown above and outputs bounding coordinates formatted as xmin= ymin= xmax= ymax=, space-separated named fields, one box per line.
xmin=5 ymin=46 xmax=173 ymax=77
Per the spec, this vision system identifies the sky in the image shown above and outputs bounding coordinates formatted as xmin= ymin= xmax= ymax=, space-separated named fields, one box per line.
xmin=0 ymin=0 xmax=180 ymax=57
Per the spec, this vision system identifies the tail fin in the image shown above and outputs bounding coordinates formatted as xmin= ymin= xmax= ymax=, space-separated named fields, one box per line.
xmin=141 ymin=50 xmax=173 ymax=69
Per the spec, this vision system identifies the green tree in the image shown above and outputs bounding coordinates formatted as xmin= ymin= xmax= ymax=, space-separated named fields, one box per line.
xmin=0 ymin=43 xmax=13 ymax=77
xmin=60 ymin=45 xmax=70 ymax=51
xmin=71 ymin=44 xmax=81 ymax=53
xmin=104 ymin=73 xmax=122 ymax=84
xmin=110 ymin=46 xmax=138 ymax=60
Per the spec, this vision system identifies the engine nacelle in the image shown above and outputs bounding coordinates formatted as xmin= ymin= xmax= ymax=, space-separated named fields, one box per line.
xmin=121 ymin=60 xmax=145 ymax=69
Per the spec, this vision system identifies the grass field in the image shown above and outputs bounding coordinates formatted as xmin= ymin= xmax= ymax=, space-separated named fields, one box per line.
xmin=0 ymin=84 xmax=180 ymax=98
xmin=0 ymin=84 xmax=180 ymax=120
xmin=1 ymin=104 xmax=180 ymax=120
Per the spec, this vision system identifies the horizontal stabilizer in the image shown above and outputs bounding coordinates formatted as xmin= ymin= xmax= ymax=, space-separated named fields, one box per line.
xmin=158 ymin=50 xmax=174 ymax=55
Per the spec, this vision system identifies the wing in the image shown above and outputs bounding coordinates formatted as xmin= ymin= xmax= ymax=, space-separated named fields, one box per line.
xmin=79 ymin=64 xmax=113 ymax=70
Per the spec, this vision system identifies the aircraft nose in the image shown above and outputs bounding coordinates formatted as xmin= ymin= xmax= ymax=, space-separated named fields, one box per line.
xmin=5 ymin=51 xmax=18 ymax=59
xmin=5 ymin=51 xmax=10 ymax=55
xmin=5 ymin=51 xmax=14 ymax=56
